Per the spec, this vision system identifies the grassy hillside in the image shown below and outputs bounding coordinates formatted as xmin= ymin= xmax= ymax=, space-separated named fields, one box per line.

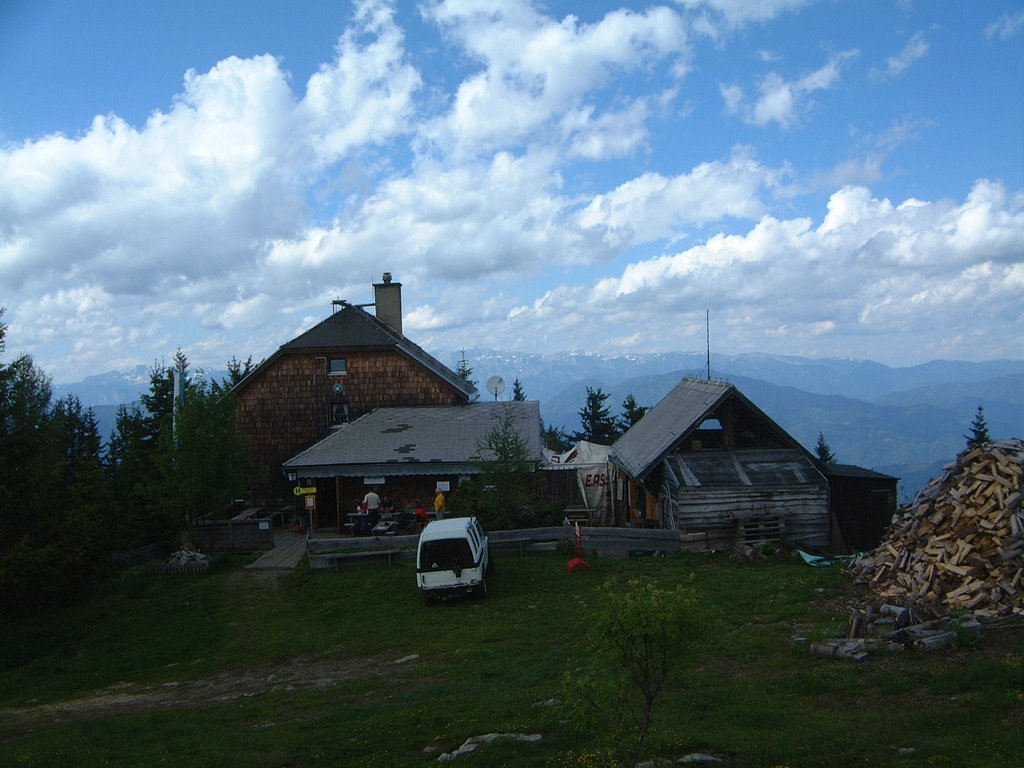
xmin=1 ymin=552 xmax=1022 ymax=767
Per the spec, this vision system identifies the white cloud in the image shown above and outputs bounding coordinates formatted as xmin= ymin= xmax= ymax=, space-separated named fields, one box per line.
xmin=1 ymin=0 xmax=1021 ymax=380
xmin=502 ymin=180 xmax=1024 ymax=360
xmin=301 ymin=0 xmax=421 ymax=162
xmin=0 ymin=3 xmax=422 ymax=374
xmin=420 ymin=0 xmax=689 ymax=156
xmin=577 ymin=146 xmax=782 ymax=246
xmin=985 ymin=10 xmax=1024 ymax=40
xmin=0 ymin=0 xmax=419 ymax=304
xmin=721 ymin=50 xmax=859 ymax=129
xmin=563 ymin=99 xmax=651 ymax=160
xmin=875 ymin=30 xmax=930 ymax=79
xmin=674 ymin=0 xmax=813 ymax=26
xmin=261 ymin=148 xmax=598 ymax=291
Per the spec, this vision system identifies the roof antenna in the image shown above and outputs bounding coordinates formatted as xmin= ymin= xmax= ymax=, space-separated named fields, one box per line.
xmin=705 ymin=309 xmax=711 ymax=381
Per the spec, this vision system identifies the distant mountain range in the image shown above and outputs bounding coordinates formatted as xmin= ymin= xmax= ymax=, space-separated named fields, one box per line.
xmin=440 ymin=350 xmax=1024 ymax=504
xmin=55 ymin=352 xmax=1023 ymax=505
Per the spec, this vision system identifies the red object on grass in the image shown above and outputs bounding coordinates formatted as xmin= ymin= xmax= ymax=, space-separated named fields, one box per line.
xmin=567 ymin=522 xmax=589 ymax=572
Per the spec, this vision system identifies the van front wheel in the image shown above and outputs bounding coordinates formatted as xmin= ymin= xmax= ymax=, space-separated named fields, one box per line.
xmin=473 ymin=578 xmax=488 ymax=599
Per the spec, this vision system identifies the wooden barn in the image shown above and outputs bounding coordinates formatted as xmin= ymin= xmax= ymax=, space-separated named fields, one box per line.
xmin=822 ymin=463 xmax=898 ymax=552
xmin=610 ymin=378 xmax=830 ymax=551
xmin=234 ymin=274 xmax=477 ymax=503
xmin=283 ymin=401 xmax=543 ymax=532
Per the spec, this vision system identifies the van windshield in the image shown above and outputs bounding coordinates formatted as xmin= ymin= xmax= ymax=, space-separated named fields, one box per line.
xmin=421 ymin=538 xmax=475 ymax=571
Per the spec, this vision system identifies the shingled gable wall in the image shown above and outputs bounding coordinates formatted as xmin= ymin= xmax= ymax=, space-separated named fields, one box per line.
xmin=231 ymin=274 xmax=482 ymax=503
xmin=238 ymin=348 xmax=468 ymax=504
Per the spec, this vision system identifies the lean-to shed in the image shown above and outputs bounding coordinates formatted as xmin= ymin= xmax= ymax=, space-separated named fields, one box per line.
xmin=283 ymin=401 xmax=543 ymax=531
xmin=610 ymin=378 xmax=829 ymax=551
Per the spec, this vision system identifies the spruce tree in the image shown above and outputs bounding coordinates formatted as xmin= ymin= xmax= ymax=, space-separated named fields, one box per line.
xmin=964 ymin=405 xmax=991 ymax=448
xmin=619 ymin=393 xmax=649 ymax=431
xmin=542 ymin=420 xmax=572 ymax=453
xmin=455 ymin=351 xmax=475 ymax=387
xmin=512 ymin=376 xmax=526 ymax=401
xmin=814 ymin=431 xmax=837 ymax=464
xmin=455 ymin=404 xmax=543 ymax=529
xmin=577 ymin=386 xmax=619 ymax=444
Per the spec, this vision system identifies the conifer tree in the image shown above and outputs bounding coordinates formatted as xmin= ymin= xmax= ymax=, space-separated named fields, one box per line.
xmin=453 ymin=404 xmax=546 ymax=529
xmin=542 ymin=420 xmax=572 ymax=453
xmin=455 ymin=351 xmax=475 ymax=387
xmin=964 ymin=405 xmax=991 ymax=448
xmin=512 ymin=375 xmax=526 ymax=401
xmin=619 ymin=393 xmax=648 ymax=431
xmin=577 ymin=386 xmax=619 ymax=444
xmin=814 ymin=431 xmax=837 ymax=464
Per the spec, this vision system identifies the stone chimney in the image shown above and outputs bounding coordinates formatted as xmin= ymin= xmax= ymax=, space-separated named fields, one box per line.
xmin=373 ymin=272 xmax=403 ymax=335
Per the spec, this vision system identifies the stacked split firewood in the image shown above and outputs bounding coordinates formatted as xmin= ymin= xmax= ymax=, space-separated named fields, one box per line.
xmin=853 ymin=438 xmax=1024 ymax=620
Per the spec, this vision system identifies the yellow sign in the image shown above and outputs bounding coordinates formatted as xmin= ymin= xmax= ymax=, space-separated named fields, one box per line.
xmin=293 ymin=486 xmax=316 ymax=496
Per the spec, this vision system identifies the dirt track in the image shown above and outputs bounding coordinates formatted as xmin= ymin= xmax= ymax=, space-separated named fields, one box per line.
xmin=2 ymin=572 xmax=417 ymax=740
xmin=0 ymin=652 xmax=392 ymax=739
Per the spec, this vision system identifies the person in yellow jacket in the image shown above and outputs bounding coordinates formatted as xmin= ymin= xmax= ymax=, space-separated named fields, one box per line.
xmin=433 ymin=487 xmax=446 ymax=519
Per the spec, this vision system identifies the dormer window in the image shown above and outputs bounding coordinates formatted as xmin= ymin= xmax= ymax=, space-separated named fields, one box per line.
xmin=329 ymin=358 xmax=347 ymax=375
xmin=331 ymin=402 xmax=349 ymax=426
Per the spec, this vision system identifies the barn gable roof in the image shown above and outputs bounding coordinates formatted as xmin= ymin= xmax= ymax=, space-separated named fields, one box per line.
xmin=610 ymin=377 xmax=810 ymax=480
xmin=670 ymin=449 xmax=825 ymax=488
xmin=234 ymin=304 xmax=477 ymax=401
xmin=823 ymin=463 xmax=899 ymax=481
xmin=284 ymin=401 xmax=543 ymax=478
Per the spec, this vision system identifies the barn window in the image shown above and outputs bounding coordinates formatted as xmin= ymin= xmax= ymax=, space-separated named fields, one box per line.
xmin=329 ymin=358 xmax=347 ymax=375
xmin=692 ymin=418 xmax=724 ymax=450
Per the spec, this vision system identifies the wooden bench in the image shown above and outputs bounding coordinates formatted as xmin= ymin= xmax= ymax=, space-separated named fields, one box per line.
xmin=308 ymin=549 xmax=408 ymax=569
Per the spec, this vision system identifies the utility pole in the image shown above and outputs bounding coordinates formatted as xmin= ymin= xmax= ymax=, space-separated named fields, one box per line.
xmin=705 ymin=309 xmax=711 ymax=381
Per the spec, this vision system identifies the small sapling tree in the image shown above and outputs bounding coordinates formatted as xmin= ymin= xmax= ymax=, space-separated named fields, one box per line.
xmin=564 ymin=576 xmax=699 ymax=767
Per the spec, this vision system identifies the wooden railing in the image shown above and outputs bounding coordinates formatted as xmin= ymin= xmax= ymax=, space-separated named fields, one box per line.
xmin=306 ymin=525 xmax=684 ymax=569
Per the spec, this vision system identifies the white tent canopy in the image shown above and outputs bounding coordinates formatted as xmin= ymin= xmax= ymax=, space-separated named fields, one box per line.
xmin=542 ymin=441 xmax=613 ymax=516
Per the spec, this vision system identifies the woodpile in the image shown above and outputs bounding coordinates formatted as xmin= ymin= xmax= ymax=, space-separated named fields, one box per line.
xmin=853 ymin=439 xmax=1024 ymax=621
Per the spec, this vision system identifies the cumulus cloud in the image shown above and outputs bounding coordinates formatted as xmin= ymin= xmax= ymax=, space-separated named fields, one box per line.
xmin=577 ymin=146 xmax=783 ymax=246
xmin=504 ymin=180 xmax=1024 ymax=360
xmin=1 ymin=0 xmax=1020 ymax=380
xmin=301 ymin=0 xmax=421 ymax=162
xmin=420 ymin=0 xmax=689 ymax=157
xmin=721 ymin=50 xmax=859 ymax=129
xmin=0 ymin=3 xmax=419 ymax=369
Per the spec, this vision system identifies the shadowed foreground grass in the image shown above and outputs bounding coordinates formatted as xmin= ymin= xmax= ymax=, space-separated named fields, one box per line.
xmin=1 ymin=549 xmax=1022 ymax=767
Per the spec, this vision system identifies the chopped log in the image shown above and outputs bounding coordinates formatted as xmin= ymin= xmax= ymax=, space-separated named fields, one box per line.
xmin=853 ymin=440 xmax=1024 ymax=620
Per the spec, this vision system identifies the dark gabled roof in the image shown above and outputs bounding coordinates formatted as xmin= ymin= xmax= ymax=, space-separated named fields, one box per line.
xmin=280 ymin=305 xmax=396 ymax=350
xmin=235 ymin=305 xmax=477 ymax=400
xmin=283 ymin=401 xmax=543 ymax=477
xmin=823 ymin=463 xmax=899 ymax=481
xmin=610 ymin=377 xmax=809 ymax=479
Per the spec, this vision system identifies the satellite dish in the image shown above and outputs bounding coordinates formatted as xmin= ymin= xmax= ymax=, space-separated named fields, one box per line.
xmin=486 ymin=375 xmax=506 ymax=400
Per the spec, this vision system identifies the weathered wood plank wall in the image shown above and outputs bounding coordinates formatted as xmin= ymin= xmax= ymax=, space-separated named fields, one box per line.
xmin=676 ymin=486 xmax=829 ymax=550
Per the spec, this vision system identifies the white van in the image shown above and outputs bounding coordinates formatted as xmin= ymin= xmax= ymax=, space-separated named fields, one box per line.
xmin=416 ymin=517 xmax=491 ymax=604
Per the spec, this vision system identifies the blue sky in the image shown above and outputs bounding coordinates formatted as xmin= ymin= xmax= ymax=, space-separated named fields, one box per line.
xmin=1 ymin=0 xmax=1022 ymax=383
